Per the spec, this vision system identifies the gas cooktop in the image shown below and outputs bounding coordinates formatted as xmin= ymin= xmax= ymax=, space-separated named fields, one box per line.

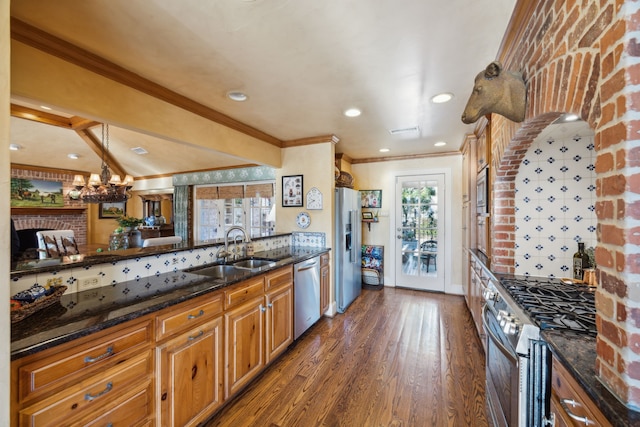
xmin=499 ymin=277 xmax=597 ymax=336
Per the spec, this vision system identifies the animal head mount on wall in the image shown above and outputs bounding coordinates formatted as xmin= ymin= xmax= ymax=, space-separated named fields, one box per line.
xmin=461 ymin=61 xmax=526 ymax=124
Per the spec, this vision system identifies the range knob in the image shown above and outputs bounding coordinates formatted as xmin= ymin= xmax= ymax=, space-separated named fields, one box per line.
xmin=496 ymin=310 xmax=508 ymax=322
xmin=503 ymin=319 xmax=519 ymax=335
xmin=482 ymin=288 xmax=497 ymax=302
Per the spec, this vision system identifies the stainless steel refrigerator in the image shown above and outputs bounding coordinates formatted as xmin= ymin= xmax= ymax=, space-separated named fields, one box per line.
xmin=335 ymin=187 xmax=362 ymax=313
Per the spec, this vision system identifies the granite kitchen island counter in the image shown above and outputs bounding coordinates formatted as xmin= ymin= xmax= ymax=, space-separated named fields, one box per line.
xmin=11 ymin=246 xmax=329 ymax=360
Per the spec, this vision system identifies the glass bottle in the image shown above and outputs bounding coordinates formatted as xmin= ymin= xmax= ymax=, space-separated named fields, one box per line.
xmin=573 ymin=242 xmax=590 ymax=280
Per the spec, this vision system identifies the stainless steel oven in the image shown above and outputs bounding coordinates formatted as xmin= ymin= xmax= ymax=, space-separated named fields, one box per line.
xmin=481 ymin=276 xmax=551 ymax=427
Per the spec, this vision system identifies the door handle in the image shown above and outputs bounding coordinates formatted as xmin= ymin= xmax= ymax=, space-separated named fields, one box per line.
xmin=396 ymin=235 xmax=402 ymax=239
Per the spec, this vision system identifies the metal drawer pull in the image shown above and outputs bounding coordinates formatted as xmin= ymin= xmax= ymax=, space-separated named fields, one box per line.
xmin=188 ymin=330 xmax=204 ymax=341
xmin=560 ymin=398 xmax=594 ymax=425
xmin=85 ymin=382 xmax=113 ymax=401
xmin=188 ymin=309 xmax=205 ymax=319
xmin=84 ymin=345 xmax=114 ymax=363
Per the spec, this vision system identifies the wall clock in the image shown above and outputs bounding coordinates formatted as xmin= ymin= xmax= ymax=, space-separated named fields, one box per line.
xmin=306 ymin=187 xmax=323 ymax=210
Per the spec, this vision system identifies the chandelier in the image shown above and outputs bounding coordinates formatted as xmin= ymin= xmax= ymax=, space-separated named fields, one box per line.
xmin=68 ymin=124 xmax=133 ymax=203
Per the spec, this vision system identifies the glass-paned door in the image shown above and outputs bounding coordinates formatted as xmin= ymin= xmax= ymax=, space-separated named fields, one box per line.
xmin=395 ymin=174 xmax=445 ymax=292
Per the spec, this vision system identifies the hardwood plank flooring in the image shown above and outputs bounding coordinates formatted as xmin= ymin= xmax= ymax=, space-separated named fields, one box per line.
xmin=204 ymin=288 xmax=489 ymax=427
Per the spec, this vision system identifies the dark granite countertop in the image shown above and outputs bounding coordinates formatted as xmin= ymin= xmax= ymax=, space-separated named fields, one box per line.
xmin=11 ymin=246 xmax=329 ymax=360
xmin=543 ymin=330 xmax=640 ymax=427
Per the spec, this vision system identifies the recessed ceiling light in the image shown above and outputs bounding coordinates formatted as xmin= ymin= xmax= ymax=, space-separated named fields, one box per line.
xmin=379 ymin=148 xmax=390 ymax=153
xmin=431 ymin=93 xmax=454 ymax=104
xmin=564 ymin=114 xmax=579 ymax=122
xmin=131 ymin=147 xmax=149 ymax=155
xmin=67 ymin=153 xmax=79 ymax=159
xmin=344 ymin=108 xmax=361 ymax=117
xmin=227 ymin=91 xmax=248 ymax=102
xmin=9 ymin=144 xmax=21 ymax=151
xmin=40 ymin=105 xmax=52 ymax=110
xmin=434 ymin=141 xmax=447 ymax=147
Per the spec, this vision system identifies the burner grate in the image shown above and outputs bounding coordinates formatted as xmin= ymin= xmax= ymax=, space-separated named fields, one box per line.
xmin=500 ymin=277 xmax=597 ymax=336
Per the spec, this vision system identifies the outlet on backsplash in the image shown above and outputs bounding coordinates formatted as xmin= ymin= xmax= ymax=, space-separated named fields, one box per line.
xmin=79 ymin=276 xmax=101 ymax=290
xmin=46 ymin=277 xmax=63 ymax=288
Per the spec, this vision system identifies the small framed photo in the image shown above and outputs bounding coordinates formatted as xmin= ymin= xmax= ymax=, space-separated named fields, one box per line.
xmin=99 ymin=202 xmax=127 ymax=219
xmin=360 ymin=190 xmax=382 ymax=208
xmin=282 ymin=175 xmax=303 ymax=207
xmin=362 ymin=212 xmax=374 ymax=220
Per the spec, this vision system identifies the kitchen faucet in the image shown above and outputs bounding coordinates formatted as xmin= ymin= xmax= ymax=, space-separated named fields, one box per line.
xmin=219 ymin=226 xmax=251 ymax=261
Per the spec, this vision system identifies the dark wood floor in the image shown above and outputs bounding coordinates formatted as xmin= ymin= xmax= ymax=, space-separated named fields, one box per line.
xmin=205 ymin=288 xmax=490 ymax=427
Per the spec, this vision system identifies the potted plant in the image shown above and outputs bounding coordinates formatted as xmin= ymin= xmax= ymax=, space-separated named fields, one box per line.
xmin=116 ymin=215 xmax=143 ymax=232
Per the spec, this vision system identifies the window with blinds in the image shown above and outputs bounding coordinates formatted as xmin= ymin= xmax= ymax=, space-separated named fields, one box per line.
xmin=193 ymin=182 xmax=275 ymax=240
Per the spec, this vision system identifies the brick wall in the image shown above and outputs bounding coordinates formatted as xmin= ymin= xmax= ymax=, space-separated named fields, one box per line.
xmin=11 ymin=167 xmax=87 ymax=245
xmin=490 ymin=0 xmax=640 ymax=407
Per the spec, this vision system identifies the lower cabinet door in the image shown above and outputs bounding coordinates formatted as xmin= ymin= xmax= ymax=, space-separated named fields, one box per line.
xmin=157 ymin=317 xmax=223 ymax=427
xmin=265 ymin=284 xmax=293 ymax=364
xmin=224 ymin=295 xmax=265 ymax=399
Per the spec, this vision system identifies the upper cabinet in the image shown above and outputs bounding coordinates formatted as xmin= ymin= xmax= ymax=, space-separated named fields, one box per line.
xmin=476 ymin=119 xmax=490 ymax=172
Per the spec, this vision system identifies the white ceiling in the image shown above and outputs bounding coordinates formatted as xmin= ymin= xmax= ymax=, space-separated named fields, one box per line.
xmin=9 ymin=0 xmax=517 ymax=178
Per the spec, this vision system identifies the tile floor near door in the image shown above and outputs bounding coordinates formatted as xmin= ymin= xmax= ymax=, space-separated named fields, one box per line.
xmin=205 ymin=288 xmax=490 ymax=427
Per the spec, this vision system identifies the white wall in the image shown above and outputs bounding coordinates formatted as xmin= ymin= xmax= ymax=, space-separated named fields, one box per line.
xmin=352 ymin=154 xmax=464 ymax=294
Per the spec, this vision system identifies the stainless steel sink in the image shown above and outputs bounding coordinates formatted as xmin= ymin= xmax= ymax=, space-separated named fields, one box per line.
xmin=232 ymin=258 xmax=276 ymax=270
xmin=188 ymin=264 xmax=247 ymax=280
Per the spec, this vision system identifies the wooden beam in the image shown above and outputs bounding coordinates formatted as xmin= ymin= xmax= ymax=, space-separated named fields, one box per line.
xmin=11 ymin=17 xmax=284 ymax=148
xmin=10 ymin=104 xmax=73 ymax=128
xmin=75 ymin=128 xmax=128 ymax=179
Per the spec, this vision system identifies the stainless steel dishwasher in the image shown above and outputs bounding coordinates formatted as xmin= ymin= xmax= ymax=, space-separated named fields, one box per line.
xmin=294 ymin=256 xmax=321 ymax=339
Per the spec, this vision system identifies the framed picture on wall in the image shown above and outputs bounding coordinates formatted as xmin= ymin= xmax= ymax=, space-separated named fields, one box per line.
xmin=282 ymin=175 xmax=303 ymax=207
xmin=360 ymin=190 xmax=382 ymax=208
xmin=99 ymin=202 xmax=127 ymax=219
xmin=10 ymin=178 xmax=64 ymax=207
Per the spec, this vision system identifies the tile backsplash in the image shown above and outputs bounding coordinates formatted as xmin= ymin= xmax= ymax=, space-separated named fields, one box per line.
xmin=514 ymin=121 xmax=596 ymax=278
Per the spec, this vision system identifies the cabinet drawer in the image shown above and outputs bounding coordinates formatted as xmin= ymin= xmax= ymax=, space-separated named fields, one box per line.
xmin=82 ymin=381 xmax=153 ymax=427
xmin=265 ymin=266 xmax=293 ymax=291
xmin=551 ymin=356 xmax=611 ymax=427
xmin=15 ymin=318 xmax=152 ymax=403
xmin=19 ymin=350 xmax=152 ymax=426
xmin=156 ymin=292 xmax=224 ymax=341
xmin=224 ymin=277 xmax=265 ymax=309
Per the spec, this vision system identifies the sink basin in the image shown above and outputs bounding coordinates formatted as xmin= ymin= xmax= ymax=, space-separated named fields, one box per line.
xmin=232 ymin=258 xmax=276 ymax=270
xmin=188 ymin=264 xmax=247 ymax=280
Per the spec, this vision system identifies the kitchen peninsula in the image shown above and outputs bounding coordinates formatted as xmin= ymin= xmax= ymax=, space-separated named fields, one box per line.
xmin=10 ymin=231 xmax=329 ymax=426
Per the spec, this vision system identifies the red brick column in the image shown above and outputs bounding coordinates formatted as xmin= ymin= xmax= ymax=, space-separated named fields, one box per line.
xmin=489 ymin=0 xmax=640 ymax=407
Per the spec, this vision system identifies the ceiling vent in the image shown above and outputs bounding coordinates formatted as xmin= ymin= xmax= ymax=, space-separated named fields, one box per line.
xmin=389 ymin=126 xmax=420 ymax=135
xmin=131 ymin=147 xmax=149 ymax=155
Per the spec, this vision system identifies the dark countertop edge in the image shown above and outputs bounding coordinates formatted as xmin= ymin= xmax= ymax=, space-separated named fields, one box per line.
xmin=11 ymin=246 xmax=329 ymax=360
xmin=10 ymin=232 xmax=293 ymax=278
xmin=543 ymin=331 xmax=640 ymax=427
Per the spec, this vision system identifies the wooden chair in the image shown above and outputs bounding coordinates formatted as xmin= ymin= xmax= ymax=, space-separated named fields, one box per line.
xmin=36 ymin=230 xmax=78 ymax=259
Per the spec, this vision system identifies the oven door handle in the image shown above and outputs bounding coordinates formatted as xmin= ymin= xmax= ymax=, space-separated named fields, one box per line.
xmin=483 ymin=304 xmax=518 ymax=363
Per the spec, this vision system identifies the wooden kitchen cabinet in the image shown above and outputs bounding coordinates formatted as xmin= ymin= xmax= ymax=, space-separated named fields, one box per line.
xmin=320 ymin=253 xmax=330 ymax=315
xmin=265 ymin=267 xmax=294 ymax=364
xmin=11 ymin=317 xmax=154 ymax=426
xmin=224 ymin=266 xmax=294 ymax=399
xmin=156 ymin=317 xmax=223 ymax=427
xmin=550 ymin=355 xmax=611 ymax=427
xmin=225 ymin=294 xmax=266 ymax=398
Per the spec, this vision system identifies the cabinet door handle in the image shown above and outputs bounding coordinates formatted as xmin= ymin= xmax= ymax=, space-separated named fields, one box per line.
xmin=84 ymin=345 xmax=114 ymax=363
xmin=85 ymin=381 xmax=113 ymax=401
xmin=560 ymin=398 xmax=595 ymax=425
xmin=260 ymin=305 xmax=267 ymax=312
xmin=188 ymin=309 xmax=205 ymax=319
xmin=267 ymin=303 xmax=273 ymax=308
xmin=188 ymin=330 xmax=204 ymax=341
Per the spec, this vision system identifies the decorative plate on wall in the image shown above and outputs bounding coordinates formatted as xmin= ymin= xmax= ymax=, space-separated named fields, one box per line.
xmin=296 ymin=212 xmax=311 ymax=229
